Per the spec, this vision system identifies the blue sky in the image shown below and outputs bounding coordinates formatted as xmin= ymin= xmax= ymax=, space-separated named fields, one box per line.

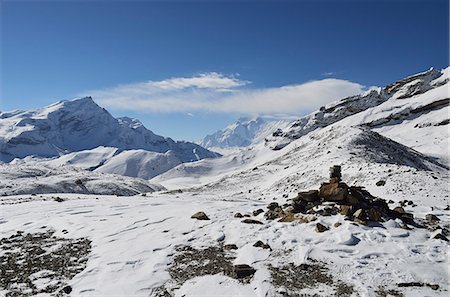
xmin=1 ymin=0 xmax=448 ymax=141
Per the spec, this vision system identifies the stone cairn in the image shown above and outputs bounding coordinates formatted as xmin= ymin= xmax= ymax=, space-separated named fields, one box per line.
xmin=265 ymin=165 xmax=415 ymax=225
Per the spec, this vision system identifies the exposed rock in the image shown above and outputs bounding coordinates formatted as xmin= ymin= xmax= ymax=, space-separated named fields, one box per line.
xmin=315 ymin=223 xmax=329 ymax=233
xmin=329 ymin=165 xmax=342 ymax=181
xmin=242 ymin=219 xmax=263 ymax=225
xmin=278 ymin=212 xmax=296 ymax=223
xmin=191 ymin=211 xmax=210 ymax=220
xmin=334 ymin=222 xmax=342 ymax=228
xmin=393 ymin=206 xmax=405 ymax=214
xmin=233 ymin=264 xmax=256 ymax=279
xmin=62 ymin=285 xmax=72 ymax=294
xmin=425 ymin=214 xmax=440 ymax=223
xmin=234 ymin=213 xmax=244 ymax=218
xmin=252 ymin=209 xmax=264 ymax=216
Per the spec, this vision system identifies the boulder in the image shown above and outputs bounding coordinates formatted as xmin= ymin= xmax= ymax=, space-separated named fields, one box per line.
xmin=353 ymin=209 xmax=367 ymax=221
xmin=393 ymin=206 xmax=406 ymax=214
xmin=191 ymin=211 xmax=210 ymax=220
xmin=376 ymin=180 xmax=386 ymax=186
xmin=315 ymin=223 xmax=329 ymax=233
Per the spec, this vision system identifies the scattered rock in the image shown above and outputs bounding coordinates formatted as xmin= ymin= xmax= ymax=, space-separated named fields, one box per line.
xmin=191 ymin=211 xmax=210 ymax=220
xmin=242 ymin=219 xmax=263 ymax=225
xmin=265 ymin=205 xmax=285 ymax=220
xmin=223 ymin=244 xmax=238 ymax=250
xmin=252 ymin=209 xmax=264 ymax=216
xmin=315 ymin=223 xmax=329 ymax=233
xmin=234 ymin=213 xmax=243 ymax=218
xmin=54 ymin=197 xmax=65 ymax=203
xmin=233 ymin=264 xmax=256 ymax=279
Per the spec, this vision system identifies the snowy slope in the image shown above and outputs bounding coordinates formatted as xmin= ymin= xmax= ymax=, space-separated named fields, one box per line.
xmin=0 ymin=163 xmax=165 ymax=196
xmin=45 ymin=146 xmax=119 ymax=170
xmin=199 ymin=117 xmax=291 ymax=149
xmin=94 ymin=149 xmax=183 ymax=180
xmin=266 ymin=67 xmax=449 ymax=165
xmin=0 ymin=97 xmax=219 ymax=163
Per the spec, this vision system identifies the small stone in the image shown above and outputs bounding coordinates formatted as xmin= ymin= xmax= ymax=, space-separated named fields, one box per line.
xmin=242 ymin=219 xmax=263 ymax=225
xmin=54 ymin=197 xmax=64 ymax=203
xmin=62 ymin=286 xmax=72 ymax=294
xmin=234 ymin=213 xmax=244 ymax=218
xmin=253 ymin=209 xmax=264 ymax=216
xmin=191 ymin=211 xmax=210 ymax=220
xmin=407 ymin=200 xmax=414 ymax=205
xmin=388 ymin=200 xmax=394 ymax=204
xmin=224 ymin=244 xmax=238 ymax=250
xmin=427 ymin=284 xmax=440 ymax=290
xmin=375 ymin=180 xmax=386 ymax=186
xmin=253 ymin=240 xmax=271 ymax=249
xmin=233 ymin=264 xmax=256 ymax=279
xmin=334 ymin=222 xmax=342 ymax=228
xmin=267 ymin=202 xmax=279 ymax=210
xmin=315 ymin=223 xmax=329 ymax=233
xmin=425 ymin=214 xmax=440 ymax=223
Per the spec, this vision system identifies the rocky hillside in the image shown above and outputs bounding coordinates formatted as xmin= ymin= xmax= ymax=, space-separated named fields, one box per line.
xmin=0 ymin=97 xmax=219 ymax=163
xmin=266 ymin=67 xmax=449 ymax=164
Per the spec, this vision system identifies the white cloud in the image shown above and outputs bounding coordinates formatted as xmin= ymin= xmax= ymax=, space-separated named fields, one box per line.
xmin=81 ymin=72 xmax=368 ymax=115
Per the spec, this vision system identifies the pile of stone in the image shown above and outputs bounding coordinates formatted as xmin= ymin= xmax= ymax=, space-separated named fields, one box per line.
xmin=267 ymin=165 xmax=416 ymax=225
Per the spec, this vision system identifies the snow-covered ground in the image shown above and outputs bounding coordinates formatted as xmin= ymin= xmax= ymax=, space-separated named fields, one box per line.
xmin=1 ymin=189 xmax=448 ymax=297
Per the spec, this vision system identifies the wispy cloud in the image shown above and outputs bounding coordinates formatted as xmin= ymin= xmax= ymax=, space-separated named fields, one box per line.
xmin=81 ymin=72 xmax=368 ymax=115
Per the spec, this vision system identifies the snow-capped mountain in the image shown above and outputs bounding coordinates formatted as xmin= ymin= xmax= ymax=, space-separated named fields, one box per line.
xmin=0 ymin=97 xmax=219 ymax=163
xmin=199 ymin=116 xmax=291 ymax=149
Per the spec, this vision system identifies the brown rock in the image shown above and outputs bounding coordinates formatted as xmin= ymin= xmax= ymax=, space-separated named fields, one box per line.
xmin=334 ymin=222 xmax=342 ymax=228
xmin=425 ymin=214 xmax=440 ymax=223
xmin=278 ymin=212 xmax=296 ymax=222
xmin=393 ymin=206 xmax=405 ymax=214
xmin=224 ymin=244 xmax=238 ymax=250
xmin=319 ymin=182 xmax=346 ymax=201
xmin=315 ymin=222 xmax=329 ymax=233
xmin=191 ymin=211 xmax=210 ymax=220
xmin=345 ymin=195 xmax=361 ymax=206
xmin=340 ymin=205 xmax=353 ymax=216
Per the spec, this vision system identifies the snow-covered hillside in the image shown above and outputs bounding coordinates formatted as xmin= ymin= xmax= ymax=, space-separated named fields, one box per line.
xmin=0 ymin=97 xmax=219 ymax=163
xmin=199 ymin=117 xmax=291 ymax=149
xmin=266 ymin=67 xmax=449 ymax=164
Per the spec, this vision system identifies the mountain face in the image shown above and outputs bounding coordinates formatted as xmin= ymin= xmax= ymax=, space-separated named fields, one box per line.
xmin=199 ymin=116 xmax=291 ymax=149
xmin=266 ymin=67 xmax=449 ymax=164
xmin=0 ymin=97 xmax=219 ymax=163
